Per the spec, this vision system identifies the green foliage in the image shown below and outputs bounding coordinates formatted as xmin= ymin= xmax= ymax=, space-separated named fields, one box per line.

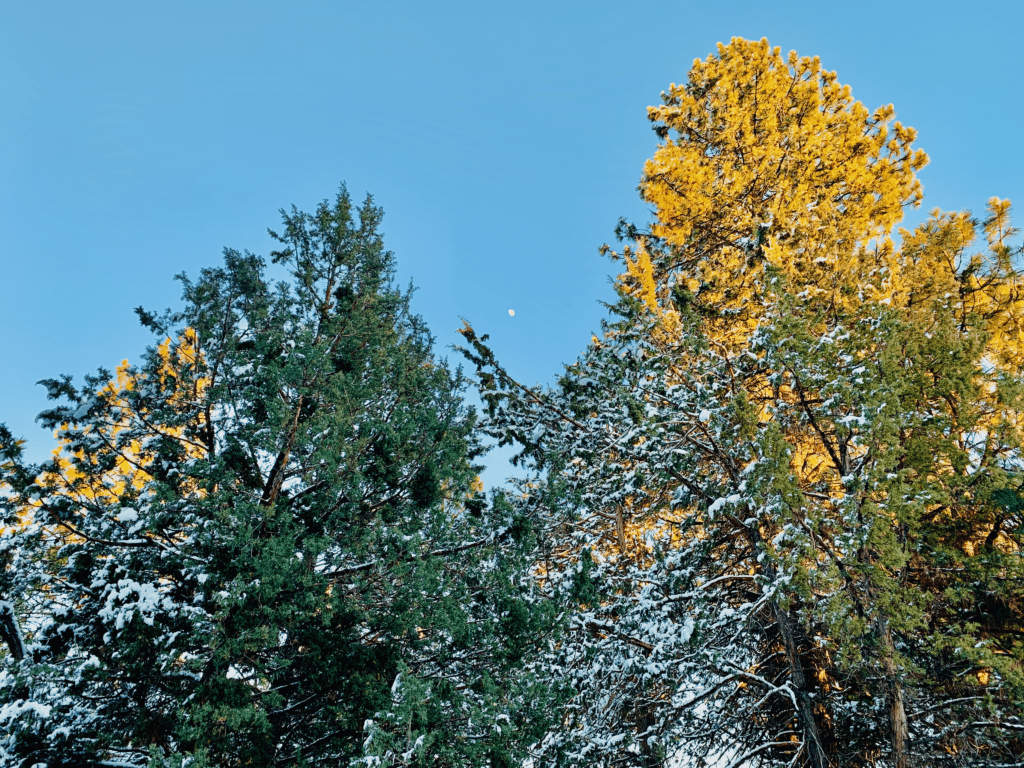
xmin=0 ymin=186 xmax=554 ymax=768
xmin=457 ymin=39 xmax=1024 ymax=768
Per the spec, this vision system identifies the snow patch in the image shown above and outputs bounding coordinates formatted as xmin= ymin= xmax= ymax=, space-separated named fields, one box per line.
xmin=116 ymin=509 xmax=139 ymax=523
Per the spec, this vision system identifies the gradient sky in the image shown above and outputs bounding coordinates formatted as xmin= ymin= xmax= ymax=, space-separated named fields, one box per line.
xmin=2 ymin=0 xmax=1022 ymax=485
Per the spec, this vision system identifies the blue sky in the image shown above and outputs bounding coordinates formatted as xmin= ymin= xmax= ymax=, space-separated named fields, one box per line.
xmin=2 ymin=0 xmax=1022 ymax=484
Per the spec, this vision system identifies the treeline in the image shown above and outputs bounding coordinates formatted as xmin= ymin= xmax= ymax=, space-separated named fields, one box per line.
xmin=2 ymin=37 xmax=1023 ymax=768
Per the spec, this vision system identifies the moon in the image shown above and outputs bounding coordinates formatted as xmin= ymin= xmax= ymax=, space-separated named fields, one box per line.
xmin=508 ymin=309 xmax=515 ymax=316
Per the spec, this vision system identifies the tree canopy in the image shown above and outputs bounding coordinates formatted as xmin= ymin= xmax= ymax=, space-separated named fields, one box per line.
xmin=0 ymin=187 xmax=554 ymax=768
xmin=460 ymin=37 xmax=1024 ymax=768
xmin=3 ymin=36 xmax=1024 ymax=768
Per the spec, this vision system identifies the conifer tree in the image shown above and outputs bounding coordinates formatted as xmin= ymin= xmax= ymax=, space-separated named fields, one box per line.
xmin=0 ymin=187 xmax=553 ymax=768
xmin=460 ymin=39 xmax=1024 ymax=768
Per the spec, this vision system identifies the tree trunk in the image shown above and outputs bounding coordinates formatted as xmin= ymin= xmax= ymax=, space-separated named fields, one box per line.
xmin=635 ymin=702 xmax=663 ymax=768
xmin=876 ymin=615 xmax=909 ymax=768
xmin=0 ymin=600 xmax=26 ymax=661
xmin=771 ymin=597 xmax=830 ymax=768
xmin=615 ymin=505 xmax=627 ymax=555
xmin=739 ymin=517 xmax=831 ymax=768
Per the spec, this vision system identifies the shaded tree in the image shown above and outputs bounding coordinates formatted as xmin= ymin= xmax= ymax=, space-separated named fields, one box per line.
xmin=0 ymin=186 xmax=555 ymax=768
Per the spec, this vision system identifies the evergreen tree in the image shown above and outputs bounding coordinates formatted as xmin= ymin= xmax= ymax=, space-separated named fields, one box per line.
xmin=460 ymin=39 xmax=1024 ymax=768
xmin=0 ymin=187 xmax=554 ymax=767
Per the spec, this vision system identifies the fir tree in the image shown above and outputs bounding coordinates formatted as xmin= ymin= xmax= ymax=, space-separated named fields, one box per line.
xmin=0 ymin=186 xmax=555 ymax=767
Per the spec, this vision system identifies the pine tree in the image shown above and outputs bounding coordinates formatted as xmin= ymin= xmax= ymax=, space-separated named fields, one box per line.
xmin=0 ymin=186 xmax=555 ymax=768
xmin=460 ymin=39 xmax=1024 ymax=768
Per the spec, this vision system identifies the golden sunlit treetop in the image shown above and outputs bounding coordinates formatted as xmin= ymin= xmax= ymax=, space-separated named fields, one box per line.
xmin=634 ymin=37 xmax=929 ymax=339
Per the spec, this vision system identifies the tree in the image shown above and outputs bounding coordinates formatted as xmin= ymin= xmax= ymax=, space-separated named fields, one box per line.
xmin=0 ymin=428 xmax=30 ymax=664
xmin=0 ymin=186 xmax=555 ymax=768
xmin=460 ymin=39 xmax=1024 ymax=768
xmin=634 ymin=37 xmax=927 ymax=347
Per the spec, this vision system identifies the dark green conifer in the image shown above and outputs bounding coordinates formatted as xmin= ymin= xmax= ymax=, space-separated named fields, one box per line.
xmin=0 ymin=187 xmax=554 ymax=767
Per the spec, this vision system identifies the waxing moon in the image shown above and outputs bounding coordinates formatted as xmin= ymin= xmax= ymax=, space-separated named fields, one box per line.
xmin=508 ymin=309 xmax=515 ymax=316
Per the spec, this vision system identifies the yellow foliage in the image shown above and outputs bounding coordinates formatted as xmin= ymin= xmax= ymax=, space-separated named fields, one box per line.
xmin=984 ymin=197 xmax=1017 ymax=249
xmin=622 ymin=241 xmax=660 ymax=315
xmin=895 ymin=201 xmax=1024 ymax=372
xmin=609 ymin=37 xmax=1024 ymax=575
xmin=632 ymin=37 xmax=1022 ymax=381
xmin=40 ymin=330 xmax=209 ymax=528
xmin=637 ymin=37 xmax=928 ymax=340
xmin=619 ymin=239 xmax=681 ymax=340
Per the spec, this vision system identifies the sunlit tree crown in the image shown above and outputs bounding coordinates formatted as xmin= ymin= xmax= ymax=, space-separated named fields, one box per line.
xmin=636 ymin=37 xmax=928 ymax=336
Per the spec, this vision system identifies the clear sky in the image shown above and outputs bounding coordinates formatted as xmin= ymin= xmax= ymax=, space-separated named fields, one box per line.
xmin=2 ymin=0 xmax=1022 ymax=484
